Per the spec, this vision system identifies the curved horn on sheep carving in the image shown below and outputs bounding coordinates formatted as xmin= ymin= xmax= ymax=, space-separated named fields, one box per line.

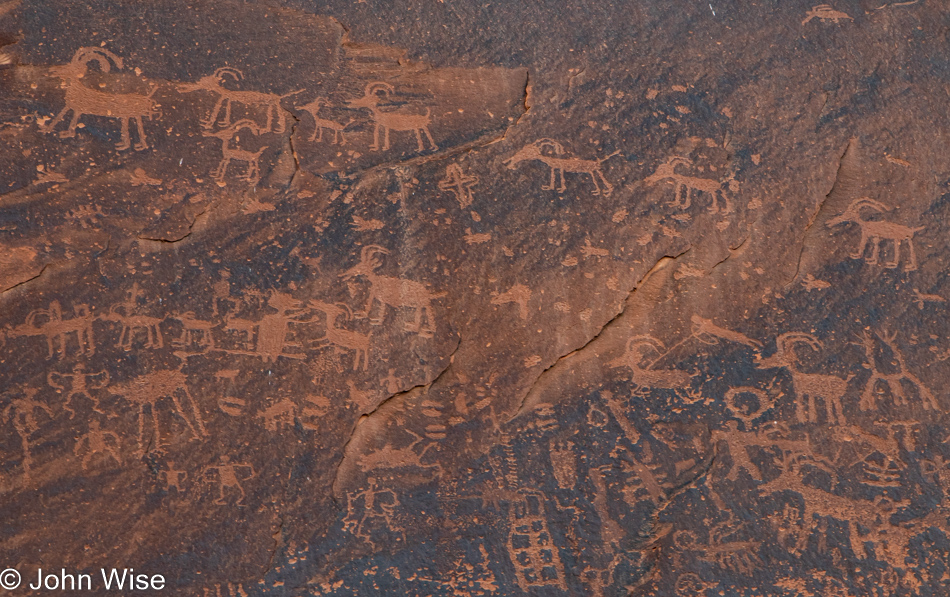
xmin=776 ymin=332 xmax=821 ymax=357
xmin=625 ymin=335 xmax=665 ymax=355
xmin=71 ymin=47 xmax=123 ymax=73
xmin=214 ymin=67 xmax=244 ymax=82
xmin=535 ymin=138 xmax=565 ymax=154
xmin=365 ymin=81 xmax=395 ymax=97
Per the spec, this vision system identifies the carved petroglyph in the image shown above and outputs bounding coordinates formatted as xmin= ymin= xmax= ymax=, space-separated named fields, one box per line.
xmin=858 ymin=331 xmax=938 ymax=411
xmin=17 ymin=300 xmax=96 ymax=358
xmin=102 ymin=304 xmax=164 ymax=351
xmin=297 ymin=97 xmax=352 ymax=144
xmin=690 ymin=315 xmax=761 ymax=349
xmin=3 ymin=389 xmax=52 ymax=482
xmin=644 ymin=156 xmax=736 ymax=213
xmin=757 ymin=333 xmax=853 ymax=424
xmin=343 ymin=477 xmax=400 ymax=547
xmin=491 ymin=284 xmax=531 ymax=320
xmin=180 ymin=67 xmax=300 ymax=133
xmin=347 ymin=82 xmax=437 ymax=151
xmin=802 ymin=4 xmax=853 ymax=25
xmin=202 ymin=119 xmax=268 ymax=185
xmin=172 ymin=311 xmax=216 ymax=351
xmin=223 ymin=292 xmax=310 ymax=362
xmin=43 ymin=47 xmax=159 ymax=150
xmin=48 ymin=364 xmax=110 ymax=417
xmin=162 ymin=464 xmax=187 ymax=493
xmin=342 ymin=246 xmax=445 ymax=337
xmin=204 ymin=456 xmax=255 ymax=506
xmin=549 ymin=439 xmax=577 ymax=490
xmin=74 ymin=420 xmax=122 ymax=471
xmin=505 ymin=139 xmax=619 ymax=196
xmin=507 ymin=490 xmax=568 ymax=592
xmin=309 ymin=300 xmax=371 ymax=371
xmin=108 ymin=367 xmax=206 ymax=455
xmin=438 ymin=163 xmax=478 ymax=208
xmin=608 ymin=335 xmax=692 ymax=389
xmin=259 ymin=398 xmax=297 ymax=432
xmin=827 ymin=198 xmax=922 ymax=271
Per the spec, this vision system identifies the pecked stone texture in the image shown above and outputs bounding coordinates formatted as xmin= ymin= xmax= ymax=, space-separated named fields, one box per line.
xmin=1 ymin=0 xmax=949 ymax=595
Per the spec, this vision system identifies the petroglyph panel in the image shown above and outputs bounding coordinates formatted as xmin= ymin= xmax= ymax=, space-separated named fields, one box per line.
xmin=2 ymin=0 xmax=950 ymax=595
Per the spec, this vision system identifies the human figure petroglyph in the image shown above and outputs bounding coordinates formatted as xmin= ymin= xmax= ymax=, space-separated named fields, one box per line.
xmin=827 ymin=198 xmax=923 ymax=271
xmin=342 ymin=245 xmax=445 ymax=337
xmin=802 ymin=4 xmax=853 ymax=25
xmin=162 ymin=464 xmax=187 ymax=493
xmin=347 ymin=82 xmax=437 ymax=151
xmin=296 ymin=97 xmax=352 ymax=144
xmin=858 ymin=330 xmax=939 ymax=411
xmin=172 ymin=311 xmax=216 ymax=351
xmin=205 ymin=456 xmax=255 ymax=505
xmin=504 ymin=139 xmax=619 ymax=196
xmin=17 ymin=300 xmax=96 ymax=358
xmin=756 ymin=332 xmax=853 ymax=424
xmin=180 ymin=67 xmax=301 ymax=133
xmin=609 ymin=335 xmax=693 ymax=389
xmin=644 ymin=156 xmax=736 ymax=213
xmin=43 ymin=47 xmax=159 ymax=150
xmin=202 ymin=119 xmax=268 ymax=185
xmin=3 ymin=389 xmax=52 ymax=482
xmin=73 ymin=420 xmax=122 ymax=471
xmin=712 ymin=420 xmax=763 ymax=481
xmin=108 ymin=367 xmax=206 ymax=455
xmin=48 ymin=364 xmax=110 ymax=418
xmin=309 ymin=300 xmax=371 ymax=371
xmin=491 ymin=284 xmax=531 ymax=320
xmin=224 ymin=292 xmax=310 ymax=362
xmin=438 ymin=163 xmax=478 ymax=208
xmin=343 ymin=476 xmax=400 ymax=547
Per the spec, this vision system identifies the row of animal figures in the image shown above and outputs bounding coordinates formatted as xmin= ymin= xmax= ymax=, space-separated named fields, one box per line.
xmin=610 ymin=316 xmax=938 ymax=423
xmin=0 ymin=245 xmax=444 ymax=367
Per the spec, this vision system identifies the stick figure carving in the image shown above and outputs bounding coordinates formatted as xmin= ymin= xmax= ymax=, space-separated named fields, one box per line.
xmin=505 ymin=139 xmax=619 ymax=196
xmin=347 ymin=82 xmax=437 ymax=152
xmin=179 ymin=67 xmax=301 ymax=133
xmin=826 ymin=198 xmax=922 ymax=271
xmin=74 ymin=420 xmax=122 ymax=471
xmin=205 ymin=456 xmax=255 ymax=505
xmin=48 ymin=364 xmax=110 ymax=417
xmin=756 ymin=332 xmax=853 ymax=424
xmin=644 ymin=156 xmax=736 ymax=213
xmin=43 ymin=47 xmax=159 ymax=150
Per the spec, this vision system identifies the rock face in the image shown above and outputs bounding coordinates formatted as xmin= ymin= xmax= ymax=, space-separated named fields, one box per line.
xmin=1 ymin=0 xmax=949 ymax=595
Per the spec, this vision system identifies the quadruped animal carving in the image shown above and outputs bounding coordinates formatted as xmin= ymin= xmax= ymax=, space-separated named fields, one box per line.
xmin=802 ymin=4 xmax=853 ymax=25
xmin=108 ymin=368 xmax=207 ymax=455
xmin=309 ymin=300 xmax=371 ymax=371
xmin=342 ymin=245 xmax=446 ymax=337
xmin=644 ymin=156 xmax=736 ymax=213
xmin=17 ymin=300 xmax=96 ymax=358
xmin=756 ymin=332 xmax=853 ymax=424
xmin=202 ymin=119 xmax=268 ymax=185
xmin=858 ymin=331 xmax=939 ymax=411
xmin=180 ymin=67 xmax=300 ymax=133
xmin=102 ymin=304 xmax=164 ymax=351
xmin=827 ymin=198 xmax=922 ymax=271
xmin=505 ymin=139 xmax=619 ymax=196
xmin=297 ymin=97 xmax=352 ymax=144
xmin=608 ymin=335 xmax=692 ymax=389
xmin=172 ymin=311 xmax=216 ymax=351
xmin=43 ymin=47 xmax=159 ymax=150
xmin=347 ymin=82 xmax=438 ymax=151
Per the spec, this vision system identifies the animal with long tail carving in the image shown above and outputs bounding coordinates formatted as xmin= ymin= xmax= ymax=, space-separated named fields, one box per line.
xmin=505 ymin=138 xmax=620 ymax=196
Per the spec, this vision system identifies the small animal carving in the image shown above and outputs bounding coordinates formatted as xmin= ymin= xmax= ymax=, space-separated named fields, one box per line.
xmin=505 ymin=139 xmax=619 ymax=196
xmin=179 ymin=67 xmax=301 ymax=133
xmin=309 ymin=300 xmax=371 ymax=371
xmin=826 ymin=198 xmax=922 ymax=271
xmin=202 ymin=119 xmax=268 ymax=185
xmin=101 ymin=303 xmax=165 ymax=350
xmin=756 ymin=332 xmax=853 ymax=424
xmin=347 ymin=82 xmax=437 ymax=152
xmin=296 ymin=97 xmax=352 ymax=144
xmin=342 ymin=245 xmax=446 ymax=337
xmin=644 ymin=156 xmax=736 ymax=213
xmin=802 ymin=4 xmax=853 ymax=25
xmin=858 ymin=331 xmax=939 ymax=411
xmin=43 ymin=47 xmax=159 ymax=150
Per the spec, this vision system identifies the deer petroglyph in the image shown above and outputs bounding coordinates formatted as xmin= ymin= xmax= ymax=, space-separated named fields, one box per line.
xmin=644 ymin=156 xmax=736 ymax=213
xmin=827 ymin=198 xmax=922 ymax=271
xmin=180 ymin=67 xmax=300 ymax=133
xmin=347 ymin=82 xmax=437 ymax=152
xmin=297 ymin=97 xmax=352 ymax=144
xmin=202 ymin=119 xmax=268 ymax=185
